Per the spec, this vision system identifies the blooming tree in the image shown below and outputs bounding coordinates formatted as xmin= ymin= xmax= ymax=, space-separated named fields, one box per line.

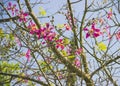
xmin=0 ymin=0 xmax=120 ymax=86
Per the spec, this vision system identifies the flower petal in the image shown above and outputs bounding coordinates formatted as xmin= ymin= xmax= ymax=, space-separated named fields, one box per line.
xmin=8 ymin=2 xmax=11 ymax=6
xmin=83 ymin=28 xmax=88 ymax=31
xmin=94 ymin=28 xmax=100 ymax=32
xmin=25 ymin=49 xmax=31 ymax=61
xmin=93 ymin=33 xmax=99 ymax=37
xmin=86 ymin=33 xmax=90 ymax=38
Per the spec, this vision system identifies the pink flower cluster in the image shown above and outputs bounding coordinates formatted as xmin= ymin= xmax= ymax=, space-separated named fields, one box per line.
xmin=66 ymin=11 xmax=77 ymax=26
xmin=84 ymin=23 xmax=102 ymax=38
xmin=55 ymin=39 xmax=64 ymax=50
xmin=28 ymin=21 xmax=37 ymax=31
xmin=30 ymin=23 xmax=56 ymax=41
xmin=74 ymin=58 xmax=80 ymax=67
xmin=75 ymin=48 xmax=83 ymax=55
xmin=7 ymin=2 xmax=28 ymax=22
xmin=18 ymin=11 xmax=28 ymax=22
xmin=7 ymin=2 xmax=18 ymax=15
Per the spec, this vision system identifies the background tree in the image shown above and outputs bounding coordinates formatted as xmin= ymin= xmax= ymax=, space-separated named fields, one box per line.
xmin=0 ymin=0 xmax=120 ymax=86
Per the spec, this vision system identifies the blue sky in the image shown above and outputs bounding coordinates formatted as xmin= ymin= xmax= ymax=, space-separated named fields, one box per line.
xmin=0 ymin=0 xmax=120 ymax=85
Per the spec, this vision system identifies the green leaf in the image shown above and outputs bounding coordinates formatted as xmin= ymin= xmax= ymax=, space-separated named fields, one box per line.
xmin=68 ymin=55 xmax=75 ymax=59
xmin=61 ymin=50 xmax=67 ymax=56
xmin=97 ymin=42 xmax=107 ymax=51
xmin=39 ymin=7 xmax=46 ymax=16
xmin=57 ymin=24 xmax=64 ymax=29
xmin=0 ymin=28 xmax=4 ymax=38
xmin=63 ymin=38 xmax=70 ymax=45
xmin=9 ymin=33 xmax=14 ymax=40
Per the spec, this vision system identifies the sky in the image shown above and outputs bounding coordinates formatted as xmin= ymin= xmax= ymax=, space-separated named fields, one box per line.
xmin=0 ymin=0 xmax=120 ymax=85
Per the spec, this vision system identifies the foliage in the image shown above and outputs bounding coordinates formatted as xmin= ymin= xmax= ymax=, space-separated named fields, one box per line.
xmin=0 ymin=0 xmax=120 ymax=86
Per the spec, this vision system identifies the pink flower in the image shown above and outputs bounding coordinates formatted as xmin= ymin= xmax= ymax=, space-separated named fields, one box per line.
xmin=56 ymin=39 xmax=64 ymax=50
xmin=65 ymin=11 xmax=77 ymax=26
xmin=64 ymin=24 xmax=71 ymax=30
xmin=84 ymin=23 xmax=101 ymax=38
xmin=40 ymin=23 xmax=55 ymax=41
xmin=42 ymin=41 xmax=46 ymax=44
xmin=28 ymin=21 xmax=37 ymax=31
xmin=15 ymin=36 xmax=22 ymax=46
xmin=25 ymin=49 xmax=31 ymax=61
xmin=23 ymin=74 xmax=28 ymax=83
xmin=24 ymin=79 xmax=28 ymax=83
xmin=28 ymin=21 xmax=38 ymax=35
xmin=116 ymin=30 xmax=120 ymax=40
xmin=37 ymin=76 xmax=41 ymax=80
xmin=30 ymin=23 xmax=56 ymax=41
xmin=102 ymin=25 xmax=112 ymax=40
xmin=18 ymin=11 xmax=28 ymax=22
xmin=74 ymin=58 xmax=80 ymax=67
xmin=107 ymin=9 xmax=112 ymax=19
xmin=99 ymin=18 xmax=104 ymax=24
xmin=47 ymin=32 xmax=56 ymax=41
xmin=57 ymin=72 xmax=63 ymax=79
xmin=7 ymin=2 xmax=18 ymax=15
xmin=75 ymin=48 xmax=83 ymax=55
xmin=66 ymin=46 xmax=72 ymax=55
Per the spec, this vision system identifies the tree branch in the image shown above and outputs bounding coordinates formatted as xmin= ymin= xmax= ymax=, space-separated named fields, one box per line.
xmin=91 ymin=56 xmax=120 ymax=77
xmin=67 ymin=0 xmax=78 ymax=48
xmin=0 ymin=72 xmax=48 ymax=86
xmin=0 ymin=16 xmax=19 ymax=23
xmin=50 ymin=44 xmax=94 ymax=86
xmin=25 ymin=0 xmax=41 ymax=29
